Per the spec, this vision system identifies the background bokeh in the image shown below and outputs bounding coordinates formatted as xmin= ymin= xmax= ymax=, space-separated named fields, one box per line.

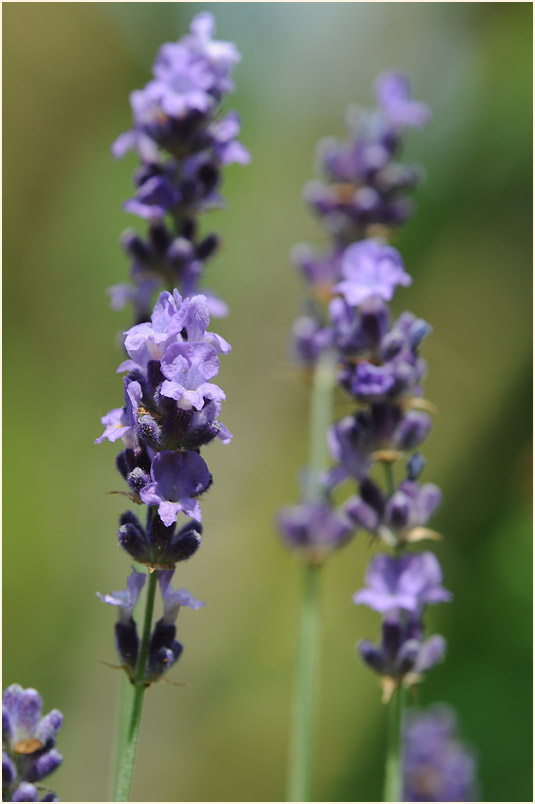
xmin=3 ymin=3 xmax=532 ymax=801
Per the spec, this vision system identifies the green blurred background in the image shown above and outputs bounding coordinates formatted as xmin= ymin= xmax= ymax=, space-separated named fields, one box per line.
xmin=3 ymin=3 xmax=532 ymax=801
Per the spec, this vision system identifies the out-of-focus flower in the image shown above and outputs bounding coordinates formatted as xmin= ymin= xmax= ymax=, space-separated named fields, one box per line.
xmin=402 ymin=705 xmax=479 ymax=801
xmin=2 ymin=686 xmax=62 ymax=802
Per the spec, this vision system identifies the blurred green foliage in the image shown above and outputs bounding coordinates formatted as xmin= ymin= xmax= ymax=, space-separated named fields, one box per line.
xmin=3 ymin=3 xmax=532 ymax=801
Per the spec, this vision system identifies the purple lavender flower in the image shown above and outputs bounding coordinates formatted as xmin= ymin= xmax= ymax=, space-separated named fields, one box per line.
xmin=95 ymin=378 xmax=142 ymax=448
xmin=291 ymin=316 xmax=333 ymax=366
xmin=209 ymin=111 xmax=251 ymax=166
xmin=350 ymin=362 xmax=396 ymax=398
xmin=354 ymin=552 xmax=449 ymax=694
xmin=346 ymin=477 xmax=442 ymax=545
xmin=139 ymin=449 xmax=212 ymax=526
xmin=2 ymin=686 xmax=62 ymax=803
xmin=291 ymin=244 xmax=343 ymax=288
xmin=353 ymin=552 xmax=451 ymax=616
xmin=98 ymin=568 xmax=204 ymax=683
xmin=111 ymin=225 xmax=226 ymax=324
xmin=334 ymin=239 xmax=412 ymax=307
xmin=118 ymin=510 xmax=202 ymax=569
xmin=375 ymin=72 xmax=431 ymax=131
xmin=96 ymin=15 xmax=244 ymax=795
xmin=115 ymin=13 xmax=240 ymax=153
xmin=153 ymin=11 xmax=239 ymax=98
xmin=124 ymin=173 xmax=182 ymax=220
xmin=119 ymin=290 xmax=230 ymax=374
xmin=159 ymin=569 xmax=206 ymax=620
xmin=298 ymin=76 xmax=429 ymax=248
xmin=160 ymin=342 xmax=225 ymax=410
xmin=146 ymin=570 xmax=205 ymax=682
xmin=326 ymin=406 xmax=432 ymax=488
xmin=329 ymin=295 xmax=390 ymax=355
xmin=97 ymin=290 xmax=229 ymax=524
xmin=111 ymin=13 xmax=249 ymax=323
xmin=97 ymin=567 xmax=147 ymax=622
xmin=97 ymin=568 xmax=147 ymax=675
xmin=277 ymin=500 xmax=355 ymax=561
xmin=358 ymin=619 xmax=446 ymax=690
xmin=402 ymin=705 xmax=479 ymax=801
xmin=280 ymin=70 xmax=437 ymax=801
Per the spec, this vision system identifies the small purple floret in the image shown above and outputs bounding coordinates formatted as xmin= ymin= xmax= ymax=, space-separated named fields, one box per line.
xmin=353 ymin=552 xmax=452 ymax=616
xmin=402 ymin=705 xmax=479 ymax=801
xmin=2 ymin=685 xmax=63 ymax=802
xmin=159 ymin=569 xmax=205 ymax=624
xmin=375 ymin=72 xmax=431 ymax=130
xmin=160 ymin=342 xmax=224 ymax=410
xmin=277 ymin=501 xmax=354 ymax=555
xmin=96 ymin=567 xmax=146 ymax=623
xmin=335 ymin=239 xmax=412 ymax=306
xmin=140 ymin=450 xmax=212 ymax=526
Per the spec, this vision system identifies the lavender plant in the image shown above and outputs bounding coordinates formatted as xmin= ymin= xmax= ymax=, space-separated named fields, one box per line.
xmin=96 ymin=13 xmax=248 ymax=801
xmin=402 ymin=705 xmax=479 ymax=801
xmin=278 ymin=73 xmax=432 ymax=801
xmin=2 ymin=685 xmax=63 ymax=802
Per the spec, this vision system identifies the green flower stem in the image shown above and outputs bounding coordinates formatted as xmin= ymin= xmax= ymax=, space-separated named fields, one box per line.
xmin=113 ymin=569 xmax=159 ymax=802
xmin=287 ymin=349 xmax=337 ymax=802
xmin=111 ymin=674 xmax=134 ymax=798
xmin=383 ymin=685 xmax=407 ymax=802
xmin=287 ymin=562 xmax=321 ymax=802
xmin=383 ymin=461 xmax=395 ymax=497
xmin=306 ymin=349 xmax=337 ymax=498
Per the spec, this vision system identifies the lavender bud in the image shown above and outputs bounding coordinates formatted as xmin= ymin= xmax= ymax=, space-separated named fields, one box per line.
xmin=11 ymin=783 xmax=38 ymax=802
xmin=118 ymin=512 xmax=148 ymax=563
xmin=357 ymin=640 xmax=386 ymax=674
xmin=395 ymin=639 xmax=420 ymax=675
xmin=196 ymin=234 xmax=219 ymax=261
xmin=166 ymin=237 xmax=195 ymax=268
xmin=114 ymin=620 xmax=139 ymax=671
xmin=3 ymin=751 xmax=15 ymax=786
xmin=120 ymin=230 xmax=150 ymax=262
xmin=394 ymin=410 xmax=432 ymax=450
xmin=126 ymin=466 xmax=151 ymax=495
xmin=360 ymin=478 xmax=386 ymax=516
xmin=148 ymin=222 xmax=171 ymax=256
xmin=407 ymin=452 xmax=426 ymax=480
xmin=25 ymin=749 xmax=63 ymax=783
xmin=385 ymin=491 xmax=410 ymax=529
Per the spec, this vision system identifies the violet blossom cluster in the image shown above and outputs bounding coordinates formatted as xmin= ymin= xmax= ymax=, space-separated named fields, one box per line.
xmin=279 ymin=73 xmax=431 ymax=561
xmin=291 ymin=71 xmax=429 ymax=368
xmin=402 ymin=705 xmax=479 ymax=801
xmin=109 ymin=11 xmax=249 ymax=324
xmin=96 ymin=13 xmax=244 ymax=685
xmin=2 ymin=685 xmax=62 ymax=802
xmin=279 ymin=73 xmax=450 ymax=696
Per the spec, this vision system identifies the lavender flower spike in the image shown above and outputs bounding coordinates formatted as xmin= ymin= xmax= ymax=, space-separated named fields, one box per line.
xmin=98 ymin=14 xmax=244 ymax=797
xmin=110 ymin=12 xmax=249 ymax=323
xmin=2 ymin=685 xmax=63 ymax=802
xmin=278 ymin=72 xmax=432 ymax=802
